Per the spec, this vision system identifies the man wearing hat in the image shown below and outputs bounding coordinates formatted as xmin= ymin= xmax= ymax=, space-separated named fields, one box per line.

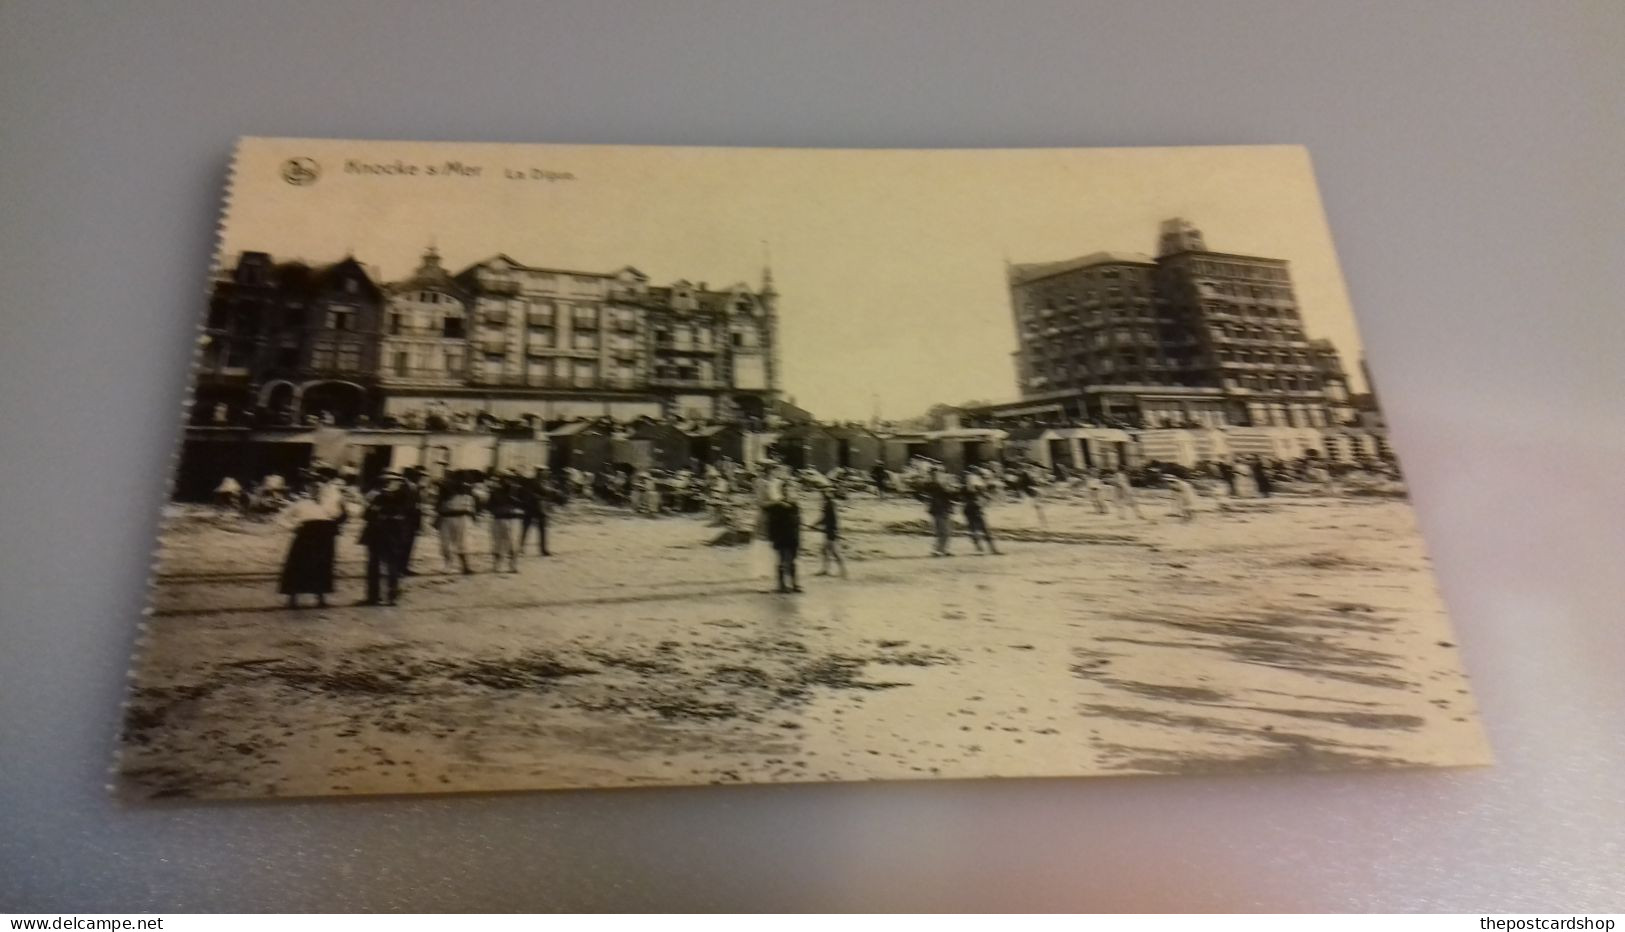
xmin=358 ymin=470 xmax=416 ymax=606
xmin=484 ymin=470 xmax=526 ymax=573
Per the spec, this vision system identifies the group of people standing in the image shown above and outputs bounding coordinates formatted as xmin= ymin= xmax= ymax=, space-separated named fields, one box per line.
xmin=274 ymin=465 xmax=558 ymax=609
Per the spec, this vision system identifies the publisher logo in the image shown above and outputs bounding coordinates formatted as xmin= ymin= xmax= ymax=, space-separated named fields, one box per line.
xmin=281 ymin=157 xmax=320 ymax=186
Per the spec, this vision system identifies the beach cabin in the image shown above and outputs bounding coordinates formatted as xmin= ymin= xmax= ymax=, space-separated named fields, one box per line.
xmin=547 ymin=420 xmax=615 ymax=474
xmin=628 ymin=421 xmax=694 ymax=472
xmin=880 ymin=432 xmax=933 ymax=471
xmin=925 ymin=428 xmax=1006 ymax=473
xmin=686 ymin=424 xmax=747 ymax=466
xmin=826 ymin=425 xmax=883 ymax=471
xmin=773 ymin=422 xmax=839 ymax=472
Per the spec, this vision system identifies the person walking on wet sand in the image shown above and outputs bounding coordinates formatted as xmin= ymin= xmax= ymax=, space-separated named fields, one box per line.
xmin=277 ymin=476 xmax=345 ymax=609
xmin=435 ymin=475 xmax=477 ymax=575
xmin=1013 ymin=465 xmax=1046 ymax=527
xmin=518 ymin=467 xmax=551 ymax=557
xmin=808 ymin=486 xmax=848 ymax=578
xmin=923 ymin=469 xmax=957 ymax=556
xmin=358 ymin=470 xmax=416 ymax=606
xmin=1110 ymin=468 xmax=1148 ymax=521
xmin=1250 ymin=456 xmax=1274 ymax=498
xmin=962 ymin=482 xmax=1001 ymax=555
xmin=764 ymin=497 xmax=803 ymax=593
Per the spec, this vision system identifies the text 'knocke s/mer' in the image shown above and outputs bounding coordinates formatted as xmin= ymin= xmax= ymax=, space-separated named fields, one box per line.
xmin=344 ymin=159 xmax=482 ymax=177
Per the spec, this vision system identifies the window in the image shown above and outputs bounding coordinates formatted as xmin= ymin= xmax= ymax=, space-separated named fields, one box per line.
xmin=445 ymin=349 xmax=463 ymax=374
xmin=390 ymin=313 xmax=403 ymax=335
xmin=344 ymin=278 xmax=358 ymax=295
xmin=312 ymin=344 xmax=335 ymax=369
xmin=573 ymin=332 xmax=598 ymax=351
xmin=337 ymin=344 xmax=361 ymax=371
xmin=442 ymin=316 xmax=464 ymax=339
xmin=394 ymin=352 xmax=408 ymax=377
xmin=326 ymin=305 xmax=355 ymax=331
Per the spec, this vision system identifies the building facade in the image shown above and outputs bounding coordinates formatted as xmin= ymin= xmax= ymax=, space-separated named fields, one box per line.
xmin=446 ymin=254 xmax=780 ymax=421
xmin=199 ymin=252 xmax=386 ymax=426
xmin=379 ymin=246 xmax=472 ymax=395
xmin=200 ymin=248 xmax=781 ymax=426
xmin=1007 ymin=219 xmax=1355 ymax=429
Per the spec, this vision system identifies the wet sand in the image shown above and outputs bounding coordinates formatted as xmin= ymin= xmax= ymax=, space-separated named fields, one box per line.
xmin=120 ymin=488 xmax=1490 ymax=799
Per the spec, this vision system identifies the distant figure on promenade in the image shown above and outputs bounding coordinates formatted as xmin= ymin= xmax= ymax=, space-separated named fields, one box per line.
xmin=809 ymin=487 xmax=848 ymax=578
xmin=871 ymin=461 xmax=890 ymax=498
xmin=1218 ymin=461 xmax=1238 ymax=497
xmin=924 ymin=469 xmax=957 ymax=557
xmin=435 ymin=476 xmax=477 ymax=575
xmin=1110 ymin=468 xmax=1148 ymax=521
xmin=962 ymin=483 xmax=1000 ymax=555
xmin=358 ymin=470 xmax=416 ymax=606
xmin=764 ymin=497 xmax=804 ymax=593
xmin=1250 ymin=457 xmax=1274 ymax=498
xmin=485 ymin=473 xmax=526 ymax=574
xmin=214 ymin=475 xmax=243 ymax=511
xmin=520 ymin=468 xmax=553 ymax=556
xmin=277 ymin=477 xmax=345 ymax=609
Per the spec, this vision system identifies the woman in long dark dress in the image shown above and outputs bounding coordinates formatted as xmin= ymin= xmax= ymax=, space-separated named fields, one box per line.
xmin=278 ymin=483 xmax=346 ymax=609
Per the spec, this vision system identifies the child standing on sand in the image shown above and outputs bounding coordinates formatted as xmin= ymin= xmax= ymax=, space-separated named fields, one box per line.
xmin=809 ymin=487 xmax=848 ymax=578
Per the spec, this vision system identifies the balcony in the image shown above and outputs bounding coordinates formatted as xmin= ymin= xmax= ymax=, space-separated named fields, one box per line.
xmin=526 ymin=310 xmax=554 ymax=326
xmin=571 ymin=316 xmax=600 ymax=330
xmin=480 ymin=309 xmax=510 ymax=327
xmin=480 ymin=279 xmax=520 ymax=296
xmin=649 ymin=376 xmax=724 ymax=389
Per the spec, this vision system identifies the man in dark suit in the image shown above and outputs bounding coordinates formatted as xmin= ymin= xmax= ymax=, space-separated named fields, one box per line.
xmin=359 ymin=470 xmax=417 ymax=606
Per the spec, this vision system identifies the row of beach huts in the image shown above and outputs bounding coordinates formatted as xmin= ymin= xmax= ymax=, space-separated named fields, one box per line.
xmin=174 ymin=419 xmax=1392 ymax=500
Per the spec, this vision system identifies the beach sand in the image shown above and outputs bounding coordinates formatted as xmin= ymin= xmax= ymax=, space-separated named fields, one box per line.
xmin=119 ymin=487 xmax=1489 ymax=799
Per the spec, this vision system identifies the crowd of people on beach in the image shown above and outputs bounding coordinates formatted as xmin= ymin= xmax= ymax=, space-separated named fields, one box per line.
xmin=206 ymin=446 xmax=1401 ymax=607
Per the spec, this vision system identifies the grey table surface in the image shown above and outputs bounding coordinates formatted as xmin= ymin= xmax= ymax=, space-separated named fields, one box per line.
xmin=2 ymin=0 xmax=1622 ymax=913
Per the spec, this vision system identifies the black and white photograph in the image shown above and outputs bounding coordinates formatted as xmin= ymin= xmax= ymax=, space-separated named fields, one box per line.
xmin=117 ymin=138 xmax=1490 ymax=800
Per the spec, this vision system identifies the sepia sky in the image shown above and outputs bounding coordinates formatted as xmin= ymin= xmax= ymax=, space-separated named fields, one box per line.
xmin=222 ymin=139 xmax=1366 ymax=420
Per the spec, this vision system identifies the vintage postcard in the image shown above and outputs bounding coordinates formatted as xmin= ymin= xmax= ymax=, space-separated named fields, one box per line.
xmin=118 ymin=138 xmax=1489 ymax=800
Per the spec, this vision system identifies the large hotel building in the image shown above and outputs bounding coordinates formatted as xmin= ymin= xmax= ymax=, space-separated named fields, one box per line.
xmin=1004 ymin=219 xmax=1354 ymax=429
